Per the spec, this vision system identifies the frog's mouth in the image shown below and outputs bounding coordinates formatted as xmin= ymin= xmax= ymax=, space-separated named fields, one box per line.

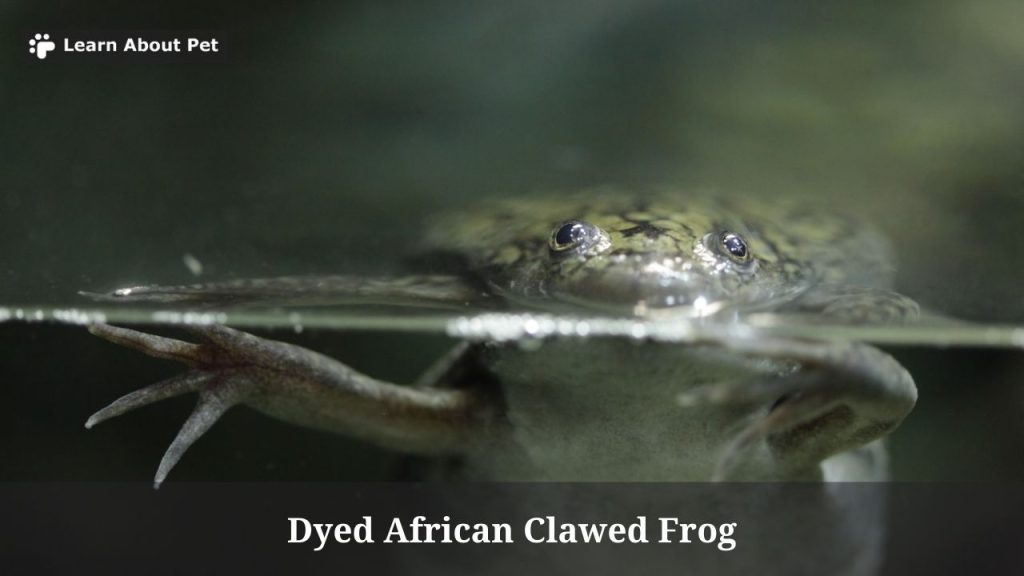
xmin=550 ymin=286 xmax=805 ymax=319
xmin=543 ymin=264 xmax=808 ymax=319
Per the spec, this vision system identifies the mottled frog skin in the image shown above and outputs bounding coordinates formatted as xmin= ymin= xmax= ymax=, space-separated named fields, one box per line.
xmin=82 ymin=192 xmax=918 ymax=486
xmin=428 ymin=195 xmax=906 ymax=318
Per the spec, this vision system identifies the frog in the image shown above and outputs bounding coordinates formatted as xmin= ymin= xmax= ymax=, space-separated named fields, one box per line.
xmin=82 ymin=192 xmax=919 ymax=487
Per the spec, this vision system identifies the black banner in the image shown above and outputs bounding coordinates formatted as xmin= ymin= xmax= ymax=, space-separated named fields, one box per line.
xmin=2 ymin=483 xmax=1022 ymax=575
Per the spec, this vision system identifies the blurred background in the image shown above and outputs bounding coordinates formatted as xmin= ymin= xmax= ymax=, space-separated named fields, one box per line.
xmin=1 ymin=0 xmax=1023 ymax=489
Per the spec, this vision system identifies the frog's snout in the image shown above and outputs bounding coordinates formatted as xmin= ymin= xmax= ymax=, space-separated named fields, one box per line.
xmin=550 ymin=254 xmax=731 ymax=315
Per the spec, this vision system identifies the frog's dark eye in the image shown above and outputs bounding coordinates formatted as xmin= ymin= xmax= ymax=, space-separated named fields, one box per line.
xmin=549 ymin=220 xmax=603 ymax=253
xmin=719 ymin=231 xmax=752 ymax=263
xmin=550 ymin=220 xmax=589 ymax=251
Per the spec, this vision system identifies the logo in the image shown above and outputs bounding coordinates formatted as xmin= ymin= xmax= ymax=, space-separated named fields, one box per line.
xmin=23 ymin=31 xmax=225 ymax=63
xmin=28 ymin=33 xmax=56 ymax=60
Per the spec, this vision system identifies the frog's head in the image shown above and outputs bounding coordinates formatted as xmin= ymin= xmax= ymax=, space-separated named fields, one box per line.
xmin=539 ymin=215 xmax=810 ymax=317
xmin=453 ymin=198 xmax=820 ymax=318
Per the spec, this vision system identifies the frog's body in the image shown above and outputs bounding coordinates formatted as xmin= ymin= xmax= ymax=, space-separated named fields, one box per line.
xmin=83 ymin=193 xmax=918 ymax=486
xmin=472 ymin=339 xmax=777 ymax=481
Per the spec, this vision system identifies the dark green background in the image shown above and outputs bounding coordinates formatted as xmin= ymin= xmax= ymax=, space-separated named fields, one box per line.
xmin=2 ymin=1 xmax=1024 ymax=486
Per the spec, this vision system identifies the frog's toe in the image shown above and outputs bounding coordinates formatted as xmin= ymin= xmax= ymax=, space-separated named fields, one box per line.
xmin=87 ymin=371 xmax=245 ymax=488
xmin=153 ymin=389 xmax=238 ymax=489
xmin=87 ymin=371 xmax=247 ymax=488
xmin=85 ymin=371 xmax=212 ymax=429
xmin=88 ymin=324 xmax=210 ymax=366
xmin=87 ymin=324 xmax=255 ymax=488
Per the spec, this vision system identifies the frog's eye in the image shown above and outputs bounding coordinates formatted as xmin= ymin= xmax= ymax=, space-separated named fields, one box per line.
xmin=549 ymin=220 xmax=602 ymax=253
xmin=717 ymin=231 xmax=752 ymax=263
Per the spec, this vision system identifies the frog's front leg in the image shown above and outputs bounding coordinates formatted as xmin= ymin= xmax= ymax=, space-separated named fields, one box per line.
xmin=678 ymin=337 xmax=916 ymax=481
xmin=82 ymin=274 xmax=493 ymax=310
xmin=86 ymin=324 xmax=498 ymax=487
xmin=782 ymin=284 xmax=921 ymax=324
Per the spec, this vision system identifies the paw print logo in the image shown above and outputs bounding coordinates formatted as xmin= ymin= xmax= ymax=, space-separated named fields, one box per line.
xmin=29 ymin=33 xmax=56 ymax=60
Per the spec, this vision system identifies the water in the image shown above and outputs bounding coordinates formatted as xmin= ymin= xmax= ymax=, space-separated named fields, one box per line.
xmin=5 ymin=304 xmax=1024 ymax=348
xmin=2 ymin=0 xmax=1023 ymax=496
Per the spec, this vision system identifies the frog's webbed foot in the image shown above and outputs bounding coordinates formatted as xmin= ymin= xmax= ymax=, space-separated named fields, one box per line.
xmin=677 ymin=338 xmax=917 ymax=481
xmin=87 ymin=324 xmax=491 ymax=488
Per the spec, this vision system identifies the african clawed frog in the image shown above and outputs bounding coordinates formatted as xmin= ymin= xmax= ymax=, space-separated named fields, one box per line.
xmin=83 ymin=193 xmax=918 ymax=486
